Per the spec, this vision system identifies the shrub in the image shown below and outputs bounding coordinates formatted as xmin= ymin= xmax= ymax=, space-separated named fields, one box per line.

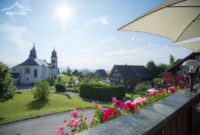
xmin=133 ymin=83 xmax=150 ymax=95
xmin=55 ymin=83 xmax=66 ymax=92
xmin=0 ymin=61 xmax=16 ymax=102
xmin=47 ymin=77 xmax=55 ymax=86
xmin=33 ymin=81 xmax=50 ymax=101
xmin=80 ymin=83 xmax=125 ymax=101
xmin=153 ymin=78 xmax=162 ymax=85
xmin=161 ymin=72 xmax=187 ymax=88
xmin=67 ymin=86 xmax=79 ymax=93
xmin=57 ymin=76 xmax=62 ymax=83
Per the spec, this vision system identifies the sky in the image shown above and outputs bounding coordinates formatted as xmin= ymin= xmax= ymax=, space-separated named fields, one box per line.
xmin=0 ymin=0 xmax=191 ymax=71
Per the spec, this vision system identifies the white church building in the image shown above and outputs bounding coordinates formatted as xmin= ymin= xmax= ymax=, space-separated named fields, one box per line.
xmin=11 ymin=45 xmax=58 ymax=84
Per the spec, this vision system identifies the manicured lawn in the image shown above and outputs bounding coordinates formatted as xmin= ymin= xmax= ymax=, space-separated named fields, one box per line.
xmin=0 ymin=90 xmax=92 ymax=124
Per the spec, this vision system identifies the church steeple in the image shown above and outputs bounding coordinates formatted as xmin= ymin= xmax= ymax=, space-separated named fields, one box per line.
xmin=51 ymin=47 xmax=57 ymax=58
xmin=51 ymin=46 xmax=58 ymax=77
xmin=29 ymin=43 xmax=37 ymax=59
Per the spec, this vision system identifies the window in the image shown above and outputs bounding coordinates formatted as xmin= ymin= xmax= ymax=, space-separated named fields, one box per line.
xmin=25 ymin=68 xmax=30 ymax=74
xmin=120 ymin=79 xmax=124 ymax=83
xmin=13 ymin=68 xmax=15 ymax=71
xmin=34 ymin=69 xmax=37 ymax=78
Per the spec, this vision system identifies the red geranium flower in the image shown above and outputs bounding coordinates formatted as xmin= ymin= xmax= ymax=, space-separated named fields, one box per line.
xmin=102 ymin=107 xmax=117 ymax=122
xmin=124 ymin=100 xmax=135 ymax=111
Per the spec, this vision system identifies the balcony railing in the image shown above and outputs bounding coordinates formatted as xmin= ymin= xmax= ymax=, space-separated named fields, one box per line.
xmin=76 ymin=89 xmax=200 ymax=135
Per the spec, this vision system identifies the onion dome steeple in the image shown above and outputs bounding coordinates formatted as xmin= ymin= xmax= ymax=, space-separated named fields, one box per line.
xmin=29 ymin=43 xmax=37 ymax=59
xmin=51 ymin=47 xmax=57 ymax=58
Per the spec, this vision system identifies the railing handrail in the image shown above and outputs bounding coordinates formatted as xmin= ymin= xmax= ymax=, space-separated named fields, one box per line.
xmin=76 ymin=89 xmax=200 ymax=135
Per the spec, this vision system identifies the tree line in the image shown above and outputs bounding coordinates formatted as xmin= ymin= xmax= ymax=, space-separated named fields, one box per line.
xmin=146 ymin=54 xmax=182 ymax=76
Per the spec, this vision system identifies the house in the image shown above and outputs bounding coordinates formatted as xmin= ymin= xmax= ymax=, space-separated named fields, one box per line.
xmin=166 ymin=52 xmax=200 ymax=76
xmin=11 ymin=44 xmax=58 ymax=84
xmin=95 ymin=69 xmax=108 ymax=80
xmin=110 ymin=65 xmax=154 ymax=88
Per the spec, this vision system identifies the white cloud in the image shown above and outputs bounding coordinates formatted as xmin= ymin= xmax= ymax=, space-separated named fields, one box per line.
xmin=72 ymin=30 xmax=82 ymax=34
xmin=98 ymin=36 xmax=115 ymax=44
xmin=99 ymin=16 xmax=109 ymax=25
xmin=0 ymin=24 xmax=32 ymax=52
xmin=85 ymin=16 xmax=110 ymax=26
xmin=130 ymin=37 xmax=135 ymax=42
xmin=105 ymin=44 xmax=191 ymax=66
xmin=55 ymin=37 xmax=69 ymax=44
xmin=55 ymin=39 xmax=191 ymax=70
xmin=100 ymin=40 xmax=105 ymax=44
xmin=108 ymin=37 xmax=115 ymax=41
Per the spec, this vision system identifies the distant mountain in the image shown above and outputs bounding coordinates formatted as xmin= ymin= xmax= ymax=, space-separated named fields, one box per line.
xmin=59 ymin=67 xmax=95 ymax=73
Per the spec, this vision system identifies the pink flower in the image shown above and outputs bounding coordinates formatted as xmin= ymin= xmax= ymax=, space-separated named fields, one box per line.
xmin=112 ymin=97 xmax=124 ymax=108
xmin=133 ymin=97 xmax=148 ymax=105
xmin=56 ymin=125 xmax=65 ymax=135
xmin=70 ymin=109 xmax=79 ymax=117
xmin=149 ymin=91 xmax=156 ymax=96
xmin=157 ymin=88 xmax=164 ymax=93
xmin=168 ymin=86 xmax=176 ymax=93
xmin=148 ymin=88 xmax=158 ymax=96
xmin=195 ymin=105 xmax=200 ymax=112
xmin=124 ymin=100 xmax=135 ymax=111
xmin=116 ymin=101 xmax=124 ymax=108
xmin=112 ymin=97 xmax=117 ymax=103
xmin=65 ymin=116 xmax=80 ymax=128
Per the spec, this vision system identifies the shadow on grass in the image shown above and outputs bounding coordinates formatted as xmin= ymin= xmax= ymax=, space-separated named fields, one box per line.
xmin=80 ymin=97 xmax=111 ymax=104
xmin=0 ymin=117 xmax=4 ymax=122
xmin=26 ymin=99 xmax=49 ymax=110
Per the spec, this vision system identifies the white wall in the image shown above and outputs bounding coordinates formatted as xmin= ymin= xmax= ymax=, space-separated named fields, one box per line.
xmin=12 ymin=64 xmax=57 ymax=84
xmin=21 ymin=66 xmax=41 ymax=84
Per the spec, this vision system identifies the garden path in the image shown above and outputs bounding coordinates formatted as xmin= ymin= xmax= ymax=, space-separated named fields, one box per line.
xmin=0 ymin=109 xmax=93 ymax=135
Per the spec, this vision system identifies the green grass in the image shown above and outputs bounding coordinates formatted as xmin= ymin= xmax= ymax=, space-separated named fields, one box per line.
xmin=0 ymin=90 xmax=92 ymax=124
xmin=58 ymin=74 xmax=78 ymax=84
xmin=67 ymin=86 xmax=80 ymax=92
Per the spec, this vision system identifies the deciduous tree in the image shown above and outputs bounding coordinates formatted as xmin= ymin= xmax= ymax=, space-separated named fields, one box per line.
xmin=0 ymin=61 xmax=16 ymax=102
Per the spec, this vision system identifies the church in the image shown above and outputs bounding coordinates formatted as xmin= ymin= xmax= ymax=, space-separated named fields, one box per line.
xmin=11 ymin=44 xmax=58 ymax=84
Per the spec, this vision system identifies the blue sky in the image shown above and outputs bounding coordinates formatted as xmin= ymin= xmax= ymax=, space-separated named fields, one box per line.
xmin=0 ymin=0 xmax=191 ymax=70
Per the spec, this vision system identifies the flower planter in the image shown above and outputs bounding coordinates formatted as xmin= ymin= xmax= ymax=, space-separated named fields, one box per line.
xmin=75 ymin=89 xmax=200 ymax=135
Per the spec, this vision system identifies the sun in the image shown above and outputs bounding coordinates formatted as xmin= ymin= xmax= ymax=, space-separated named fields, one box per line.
xmin=54 ymin=3 xmax=75 ymax=28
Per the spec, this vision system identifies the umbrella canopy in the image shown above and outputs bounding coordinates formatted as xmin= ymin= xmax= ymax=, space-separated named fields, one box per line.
xmin=174 ymin=37 xmax=200 ymax=52
xmin=118 ymin=0 xmax=200 ymax=42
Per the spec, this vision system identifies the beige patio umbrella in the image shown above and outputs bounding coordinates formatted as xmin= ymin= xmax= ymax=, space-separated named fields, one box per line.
xmin=118 ymin=0 xmax=200 ymax=42
xmin=174 ymin=37 xmax=200 ymax=52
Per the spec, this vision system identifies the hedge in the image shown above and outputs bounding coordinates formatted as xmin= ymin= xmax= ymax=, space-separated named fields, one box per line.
xmin=79 ymin=84 xmax=125 ymax=101
xmin=55 ymin=83 xmax=66 ymax=92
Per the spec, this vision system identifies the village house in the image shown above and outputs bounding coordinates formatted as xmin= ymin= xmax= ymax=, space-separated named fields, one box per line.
xmin=95 ymin=69 xmax=108 ymax=80
xmin=110 ymin=65 xmax=154 ymax=88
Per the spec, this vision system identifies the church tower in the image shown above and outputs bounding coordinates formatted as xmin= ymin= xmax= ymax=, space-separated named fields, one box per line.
xmin=51 ymin=48 xmax=58 ymax=77
xmin=29 ymin=44 xmax=37 ymax=59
